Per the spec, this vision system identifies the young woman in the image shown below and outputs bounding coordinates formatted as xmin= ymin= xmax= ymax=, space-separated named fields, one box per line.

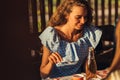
xmin=39 ymin=0 xmax=102 ymax=79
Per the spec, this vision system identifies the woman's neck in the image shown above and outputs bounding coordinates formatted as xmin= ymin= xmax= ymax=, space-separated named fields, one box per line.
xmin=55 ymin=25 xmax=83 ymax=42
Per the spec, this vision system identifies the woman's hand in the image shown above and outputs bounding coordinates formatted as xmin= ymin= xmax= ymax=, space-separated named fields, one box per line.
xmin=48 ymin=52 xmax=63 ymax=64
xmin=96 ymin=68 xmax=111 ymax=79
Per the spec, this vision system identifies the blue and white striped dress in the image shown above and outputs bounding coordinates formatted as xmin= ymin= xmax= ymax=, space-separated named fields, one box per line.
xmin=39 ymin=25 xmax=102 ymax=78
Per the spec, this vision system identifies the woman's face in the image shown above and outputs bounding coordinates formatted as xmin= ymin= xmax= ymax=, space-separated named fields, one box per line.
xmin=66 ymin=6 xmax=87 ymax=30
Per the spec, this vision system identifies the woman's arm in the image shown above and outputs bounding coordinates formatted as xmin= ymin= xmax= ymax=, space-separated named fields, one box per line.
xmin=109 ymin=20 xmax=120 ymax=72
xmin=40 ymin=46 xmax=62 ymax=78
xmin=96 ymin=20 xmax=120 ymax=79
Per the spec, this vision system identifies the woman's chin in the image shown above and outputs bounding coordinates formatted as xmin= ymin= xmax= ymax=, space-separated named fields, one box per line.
xmin=75 ymin=27 xmax=83 ymax=30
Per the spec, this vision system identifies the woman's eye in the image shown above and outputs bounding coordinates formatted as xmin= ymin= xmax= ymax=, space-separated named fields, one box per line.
xmin=75 ymin=16 xmax=87 ymax=20
xmin=75 ymin=16 xmax=82 ymax=19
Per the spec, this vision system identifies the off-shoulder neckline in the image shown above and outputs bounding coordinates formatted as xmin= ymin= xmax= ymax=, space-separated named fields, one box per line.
xmin=47 ymin=26 xmax=87 ymax=43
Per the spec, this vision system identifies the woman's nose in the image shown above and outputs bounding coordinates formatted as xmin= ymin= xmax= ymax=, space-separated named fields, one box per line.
xmin=80 ymin=17 xmax=85 ymax=24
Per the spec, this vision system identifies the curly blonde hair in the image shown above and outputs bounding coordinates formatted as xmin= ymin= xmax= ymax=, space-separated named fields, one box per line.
xmin=47 ymin=0 xmax=93 ymax=27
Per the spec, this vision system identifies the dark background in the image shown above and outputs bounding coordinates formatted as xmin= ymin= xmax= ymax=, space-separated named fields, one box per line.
xmin=1 ymin=0 xmax=41 ymax=80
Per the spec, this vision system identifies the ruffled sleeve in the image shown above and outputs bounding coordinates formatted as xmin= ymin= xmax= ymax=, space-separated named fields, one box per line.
xmin=84 ymin=25 xmax=102 ymax=48
xmin=39 ymin=27 xmax=60 ymax=52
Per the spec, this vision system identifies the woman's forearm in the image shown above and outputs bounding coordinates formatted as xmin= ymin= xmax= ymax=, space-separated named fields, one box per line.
xmin=109 ymin=20 xmax=120 ymax=72
xmin=40 ymin=62 xmax=54 ymax=78
xmin=109 ymin=51 xmax=120 ymax=72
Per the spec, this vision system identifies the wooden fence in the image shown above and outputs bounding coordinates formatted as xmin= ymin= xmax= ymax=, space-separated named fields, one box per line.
xmin=28 ymin=0 xmax=120 ymax=33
